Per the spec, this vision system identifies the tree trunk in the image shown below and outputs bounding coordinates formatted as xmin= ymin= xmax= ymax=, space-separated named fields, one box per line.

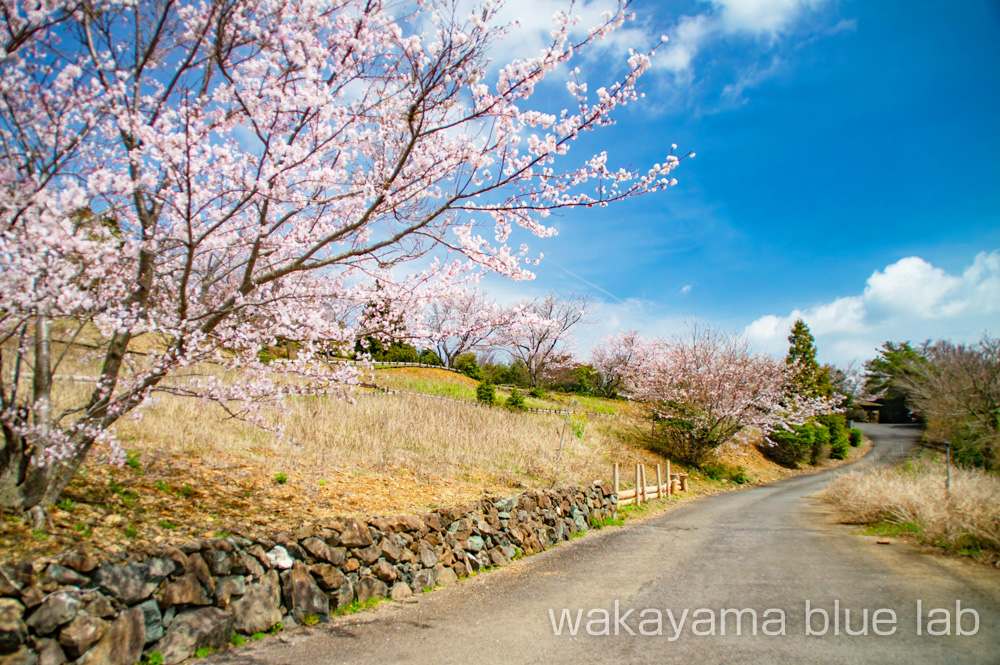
xmin=0 ymin=427 xmax=54 ymax=511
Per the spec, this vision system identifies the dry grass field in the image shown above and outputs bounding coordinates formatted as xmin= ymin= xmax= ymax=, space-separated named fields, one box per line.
xmin=2 ymin=334 xmax=861 ymax=564
xmin=115 ymin=388 xmax=637 ymax=489
xmin=825 ymin=458 xmax=1000 ymax=562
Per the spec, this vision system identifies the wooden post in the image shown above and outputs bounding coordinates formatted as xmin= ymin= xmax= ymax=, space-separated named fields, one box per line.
xmin=635 ymin=464 xmax=642 ymax=505
xmin=640 ymin=464 xmax=647 ymax=504
xmin=945 ymin=441 xmax=952 ymax=493
xmin=613 ymin=463 xmax=620 ymax=495
xmin=656 ymin=464 xmax=663 ymax=499
xmin=666 ymin=460 xmax=671 ymax=497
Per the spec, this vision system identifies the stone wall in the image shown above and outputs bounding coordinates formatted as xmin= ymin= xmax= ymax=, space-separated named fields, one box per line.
xmin=0 ymin=483 xmax=617 ymax=665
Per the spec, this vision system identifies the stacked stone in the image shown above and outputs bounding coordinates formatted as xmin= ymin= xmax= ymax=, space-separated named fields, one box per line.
xmin=0 ymin=482 xmax=616 ymax=665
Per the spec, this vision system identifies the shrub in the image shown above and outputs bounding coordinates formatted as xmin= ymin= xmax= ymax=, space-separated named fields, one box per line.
xmin=482 ymin=360 xmax=529 ymax=387
xmin=382 ymin=341 xmax=421 ymax=363
xmin=810 ymin=423 xmax=831 ymax=465
xmin=504 ymin=387 xmax=527 ymax=411
xmin=454 ymin=353 xmax=483 ymax=380
xmin=648 ymin=410 xmax=726 ymax=467
xmin=700 ymin=461 xmax=751 ymax=484
xmin=273 ymin=472 xmax=288 ymax=485
xmin=830 ymin=434 xmax=849 ymax=460
xmin=849 ymin=428 xmax=863 ymax=447
xmin=419 ymin=349 xmax=443 ymax=366
xmin=528 ymin=386 xmax=545 ymax=399
xmin=820 ymin=414 xmax=850 ymax=460
xmin=763 ymin=424 xmax=814 ymax=467
xmin=476 ymin=381 xmax=496 ymax=406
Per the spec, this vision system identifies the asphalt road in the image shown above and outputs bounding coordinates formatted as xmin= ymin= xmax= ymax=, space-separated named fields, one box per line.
xmin=211 ymin=424 xmax=1000 ymax=665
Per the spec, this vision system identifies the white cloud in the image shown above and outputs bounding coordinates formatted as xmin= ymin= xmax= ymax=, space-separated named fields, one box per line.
xmin=744 ymin=252 xmax=1000 ymax=365
xmin=680 ymin=284 xmax=693 ymax=294
xmin=655 ymin=14 xmax=715 ymax=74
xmin=651 ymin=0 xmax=833 ymax=104
xmin=714 ymin=0 xmax=821 ymax=35
xmin=455 ymin=0 xmax=655 ymax=73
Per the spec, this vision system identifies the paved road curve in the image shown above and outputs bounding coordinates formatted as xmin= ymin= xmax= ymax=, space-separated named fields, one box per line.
xmin=211 ymin=424 xmax=1000 ymax=665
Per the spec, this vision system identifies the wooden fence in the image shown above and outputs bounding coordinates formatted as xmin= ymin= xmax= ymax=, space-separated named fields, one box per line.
xmin=613 ymin=461 xmax=689 ymax=506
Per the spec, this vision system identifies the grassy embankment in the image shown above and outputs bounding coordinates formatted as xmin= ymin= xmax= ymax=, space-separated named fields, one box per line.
xmin=2 ymin=332 xmax=856 ymax=562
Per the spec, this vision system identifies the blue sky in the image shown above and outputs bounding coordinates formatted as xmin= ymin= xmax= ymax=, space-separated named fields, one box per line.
xmin=475 ymin=0 xmax=1000 ymax=366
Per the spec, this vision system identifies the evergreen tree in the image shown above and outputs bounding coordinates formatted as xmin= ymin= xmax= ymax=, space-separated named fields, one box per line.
xmin=785 ymin=320 xmax=829 ymax=397
xmin=864 ymin=341 xmax=927 ymax=422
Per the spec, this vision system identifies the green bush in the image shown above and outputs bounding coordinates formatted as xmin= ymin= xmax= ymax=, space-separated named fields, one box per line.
xmin=382 ymin=341 xmax=420 ymax=363
xmin=820 ymin=414 xmax=850 ymax=460
xmin=830 ymin=434 xmax=849 ymax=460
xmin=810 ymin=423 xmax=831 ymax=465
xmin=700 ymin=461 xmax=751 ymax=484
xmin=482 ymin=360 xmax=529 ymax=387
xmin=419 ymin=349 xmax=443 ymax=366
xmin=849 ymin=427 xmax=863 ymax=447
xmin=648 ymin=406 xmax=730 ymax=466
xmin=454 ymin=353 xmax=482 ymax=380
xmin=528 ymin=386 xmax=545 ymax=399
xmin=504 ymin=387 xmax=527 ymax=411
xmin=763 ymin=424 xmax=814 ymax=467
xmin=476 ymin=381 xmax=496 ymax=406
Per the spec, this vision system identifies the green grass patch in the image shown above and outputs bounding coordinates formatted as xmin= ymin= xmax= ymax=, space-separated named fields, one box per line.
xmin=332 ymin=598 xmax=381 ymax=616
xmin=863 ymin=521 xmax=921 ymax=537
xmin=589 ymin=514 xmax=625 ymax=529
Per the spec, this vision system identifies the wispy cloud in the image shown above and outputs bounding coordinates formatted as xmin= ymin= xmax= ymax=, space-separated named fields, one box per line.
xmin=650 ymin=0 xmax=840 ymax=107
xmin=718 ymin=55 xmax=784 ymax=108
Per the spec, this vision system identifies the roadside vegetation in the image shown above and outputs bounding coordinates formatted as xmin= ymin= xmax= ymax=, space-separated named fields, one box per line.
xmin=826 ymin=457 xmax=1000 ymax=563
xmin=824 ymin=334 xmax=1000 ymax=564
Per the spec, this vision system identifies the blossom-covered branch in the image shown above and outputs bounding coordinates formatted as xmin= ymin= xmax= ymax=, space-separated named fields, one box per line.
xmin=0 ymin=0 xmax=686 ymax=510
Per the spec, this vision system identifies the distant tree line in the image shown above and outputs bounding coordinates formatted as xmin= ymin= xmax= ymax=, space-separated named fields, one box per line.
xmin=865 ymin=337 xmax=999 ymax=470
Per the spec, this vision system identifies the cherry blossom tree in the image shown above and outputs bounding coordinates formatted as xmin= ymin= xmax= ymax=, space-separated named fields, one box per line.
xmin=622 ymin=324 xmax=834 ymax=465
xmin=0 ymin=0 xmax=690 ymax=512
xmin=421 ymin=289 xmax=507 ymax=367
xmin=498 ymin=292 xmax=593 ymax=387
xmin=590 ymin=328 xmax=640 ymax=398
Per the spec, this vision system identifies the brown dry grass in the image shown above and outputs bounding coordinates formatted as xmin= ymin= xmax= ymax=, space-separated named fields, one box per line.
xmin=115 ymin=389 xmax=640 ymax=489
xmin=825 ymin=458 xmax=1000 ymax=558
xmin=2 ymin=372 xmax=666 ymax=563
